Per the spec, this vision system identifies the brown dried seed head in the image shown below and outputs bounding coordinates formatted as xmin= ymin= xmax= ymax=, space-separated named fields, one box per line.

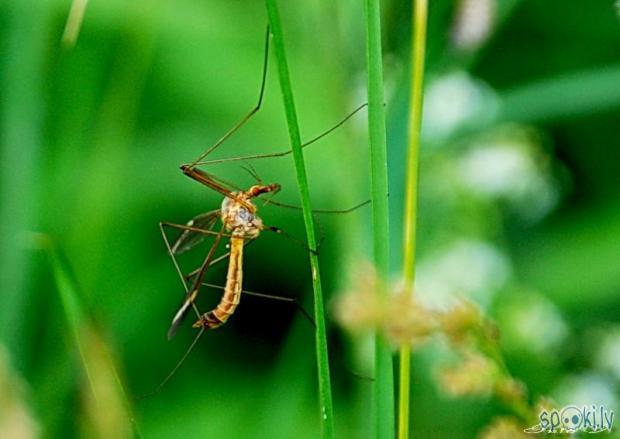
xmin=333 ymin=289 xmax=386 ymax=333
xmin=332 ymin=266 xmax=386 ymax=333
xmin=494 ymin=377 xmax=526 ymax=405
xmin=438 ymin=299 xmax=482 ymax=345
xmin=479 ymin=416 xmax=528 ymax=439
xmin=382 ymin=292 xmax=438 ymax=347
xmin=438 ymin=351 xmax=499 ymax=398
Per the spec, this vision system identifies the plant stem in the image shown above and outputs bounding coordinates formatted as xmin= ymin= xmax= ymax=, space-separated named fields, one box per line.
xmin=0 ymin=0 xmax=47 ymax=366
xmin=399 ymin=1 xmax=428 ymax=439
xmin=33 ymin=235 xmax=141 ymax=438
xmin=364 ymin=0 xmax=395 ymax=437
xmin=263 ymin=2 xmax=334 ymax=437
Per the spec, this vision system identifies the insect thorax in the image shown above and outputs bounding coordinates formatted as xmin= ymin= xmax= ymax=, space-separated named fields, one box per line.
xmin=221 ymin=194 xmax=263 ymax=238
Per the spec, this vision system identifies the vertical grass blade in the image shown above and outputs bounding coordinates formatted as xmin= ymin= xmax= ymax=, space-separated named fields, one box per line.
xmin=263 ymin=2 xmax=335 ymax=437
xmin=34 ymin=235 xmax=140 ymax=438
xmin=399 ymin=1 xmax=428 ymax=438
xmin=364 ymin=0 xmax=395 ymax=437
xmin=62 ymin=0 xmax=90 ymax=48
xmin=0 ymin=0 xmax=47 ymax=366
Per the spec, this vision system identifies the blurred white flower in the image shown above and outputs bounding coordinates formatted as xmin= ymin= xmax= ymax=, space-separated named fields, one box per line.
xmin=552 ymin=373 xmax=618 ymax=408
xmin=499 ymin=291 xmax=569 ymax=355
xmin=451 ymin=0 xmax=497 ymax=51
xmin=416 ymin=239 xmax=510 ymax=308
xmin=594 ymin=327 xmax=620 ymax=381
xmin=457 ymin=128 xmax=560 ymax=221
xmin=422 ymin=72 xmax=498 ymax=141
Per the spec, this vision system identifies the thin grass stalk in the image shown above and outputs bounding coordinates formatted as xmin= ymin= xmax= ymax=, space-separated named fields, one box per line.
xmin=363 ymin=0 xmax=395 ymax=437
xmin=263 ymin=2 xmax=335 ymax=437
xmin=62 ymin=0 xmax=89 ymax=47
xmin=399 ymin=1 xmax=428 ymax=438
xmin=33 ymin=234 xmax=141 ymax=438
xmin=0 ymin=0 xmax=47 ymax=366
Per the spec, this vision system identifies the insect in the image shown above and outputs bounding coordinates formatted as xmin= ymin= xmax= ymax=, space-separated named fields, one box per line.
xmin=160 ymin=26 xmax=368 ymax=341
xmin=163 ymin=170 xmax=280 ymax=339
xmin=147 ymin=26 xmax=371 ymax=396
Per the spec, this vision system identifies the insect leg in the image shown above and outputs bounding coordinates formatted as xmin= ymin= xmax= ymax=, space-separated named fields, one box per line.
xmin=184 ymin=25 xmax=271 ymax=169
xmin=193 ymin=102 xmax=369 ymax=166
xmin=263 ymin=225 xmax=319 ymax=255
xmin=167 ymin=225 xmax=226 ymax=339
xmin=201 ymin=282 xmax=315 ymax=328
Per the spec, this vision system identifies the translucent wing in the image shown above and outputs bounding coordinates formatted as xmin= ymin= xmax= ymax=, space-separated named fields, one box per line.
xmin=171 ymin=210 xmax=220 ymax=255
xmin=167 ymin=224 xmax=226 ymax=339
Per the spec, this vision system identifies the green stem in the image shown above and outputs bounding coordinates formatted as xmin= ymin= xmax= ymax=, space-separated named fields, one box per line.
xmin=0 ymin=0 xmax=47 ymax=366
xmin=364 ymin=0 xmax=395 ymax=437
xmin=264 ymin=2 xmax=334 ymax=437
xmin=399 ymin=1 xmax=428 ymax=439
xmin=33 ymin=234 xmax=141 ymax=438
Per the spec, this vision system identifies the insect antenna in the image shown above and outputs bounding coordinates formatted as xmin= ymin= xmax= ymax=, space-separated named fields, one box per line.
xmin=240 ymin=162 xmax=263 ymax=184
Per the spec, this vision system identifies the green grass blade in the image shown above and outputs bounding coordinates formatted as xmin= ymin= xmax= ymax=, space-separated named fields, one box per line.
xmin=400 ymin=1 xmax=428 ymax=438
xmin=263 ymin=2 xmax=335 ymax=437
xmin=499 ymin=64 xmax=620 ymax=122
xmin=34 ymin=235 xmax=141 ymax=438
xmin=364 ymin=0 xmax=395 ymax=437
xmin=62 ymin=0 xmax=90 ymax=48
xmin=0 ymin=0 xmax=48 ymax=366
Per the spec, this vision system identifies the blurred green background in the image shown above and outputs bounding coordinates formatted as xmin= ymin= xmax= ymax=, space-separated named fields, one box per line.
xmin=1 ymin=0 xmax=619 ymax=437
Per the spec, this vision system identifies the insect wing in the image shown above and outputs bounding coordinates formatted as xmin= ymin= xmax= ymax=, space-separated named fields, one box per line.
xmin=171 ymin=210 xmax=220 ymax=254
xmin=168 ymin=225 xmax=226 ymax=339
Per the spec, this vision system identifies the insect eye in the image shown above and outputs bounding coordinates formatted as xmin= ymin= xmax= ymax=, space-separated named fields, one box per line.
xmin=238 ymin=208 xmax=251 ymax=221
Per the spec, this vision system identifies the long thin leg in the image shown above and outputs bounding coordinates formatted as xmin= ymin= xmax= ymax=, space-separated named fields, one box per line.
xmin=184 ymin=255 xmax=229 ymax=281
xmin=159 ymin=222 xmax=202 ymax=321
xmin=149 ymin=224 xmax=226 ymax=397
xmin=145 ymin=275 xmax=313 ymax=398
xmin=140 ymin=327 xmax=206 ymax=399
xmin=168 ymin=225 xmax=226 ymax=339
xmin=184 ymin=25 xmax=271 ymax=169
xmin=183 ymin=239 xmax=257 ymax=280
xmin=262 ymin=198 xmax=371 ymax=214
xmin=161 ymin=221 xmax=232 ymax=240
xmin=250 ymin=174 xmax=369 ymax=216
xmin=201 ymin=282 xmax=315 ymax=327
xmin=193 ymin=102 xmax=368 ymax=166
xmin=261 ymin=198 xmax=370 ymax=251
xmin=163 ymin=219 xmax=226 ymax=339
xmin=180 ymin=166 xmax=241 ymax=199
xmin=263 ymin=225 xmax=318 ymax=255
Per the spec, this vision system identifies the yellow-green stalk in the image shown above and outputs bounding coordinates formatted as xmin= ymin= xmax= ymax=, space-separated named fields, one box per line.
xmin=399 ymin=1 xmax=428 ymax=438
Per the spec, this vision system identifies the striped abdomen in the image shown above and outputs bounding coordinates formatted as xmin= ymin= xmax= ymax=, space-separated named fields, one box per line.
xmin=193 ymin=236 xmax=244 ymax=329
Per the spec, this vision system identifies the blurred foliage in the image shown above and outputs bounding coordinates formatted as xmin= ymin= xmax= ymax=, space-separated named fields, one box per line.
xmin=0 ymin=0 xmax=619 ymax=438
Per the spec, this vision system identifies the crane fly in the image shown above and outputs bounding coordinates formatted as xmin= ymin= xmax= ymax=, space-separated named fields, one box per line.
xmin=160 ymin=25 xmax=369 ymax=343
xmin=165 ymin=173 xmax=280 ymax=339
xmin=149 ymin=24 xmax=374 ymax=396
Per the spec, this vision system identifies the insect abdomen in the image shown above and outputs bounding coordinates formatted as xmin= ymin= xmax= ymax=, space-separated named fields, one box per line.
xmin=194 ymin=237 xmax=244 ymax=329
